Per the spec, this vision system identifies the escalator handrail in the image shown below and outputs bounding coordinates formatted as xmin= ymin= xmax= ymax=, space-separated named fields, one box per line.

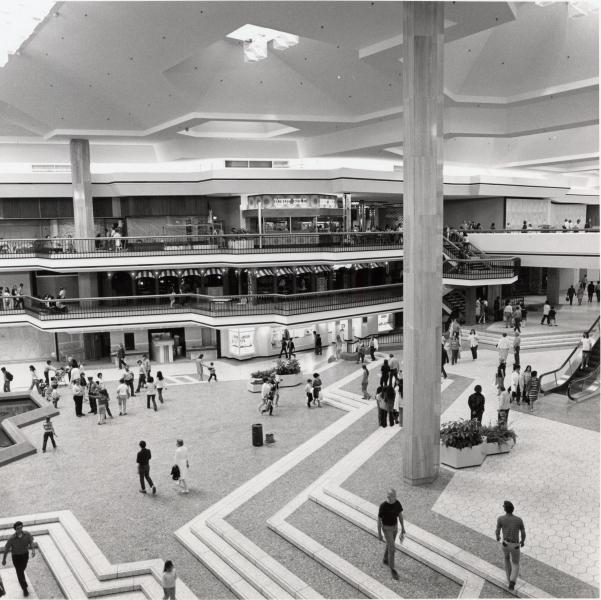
xmin=539 ymin=316 xmax=600 ymax=392
xmin=567 ymin=366 xmax=600 ymax=401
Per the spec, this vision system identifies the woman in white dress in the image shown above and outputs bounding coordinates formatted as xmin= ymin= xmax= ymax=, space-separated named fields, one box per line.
xmin=174 ymin=439 xmax=189 ymax=494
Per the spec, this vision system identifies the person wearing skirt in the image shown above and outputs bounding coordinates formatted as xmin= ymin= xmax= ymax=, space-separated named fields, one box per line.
xmin=174 ymin=439 xmax=189 ymax=493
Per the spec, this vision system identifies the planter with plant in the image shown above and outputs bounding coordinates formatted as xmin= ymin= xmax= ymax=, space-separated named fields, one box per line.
xmin=227 ymin=228 xmax=255 ymax=250
xmin=439 ymin=418 xmax=485 ymax=468
xmin=247 ymin=358 xmax=303 ymax=392
xmin=481 ymin=423 xmax=517 ymax=455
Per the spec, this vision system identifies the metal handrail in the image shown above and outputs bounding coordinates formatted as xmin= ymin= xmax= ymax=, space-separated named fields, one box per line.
xmin=539 ymin=317 xmax=600 ymax=393
xmin=567 ymin=366 xmax=600 ymax=401
xmin=2 ymin=284 xmax=403 ymax=321
xmin=442 ymin=256 xmax=520 ymax=280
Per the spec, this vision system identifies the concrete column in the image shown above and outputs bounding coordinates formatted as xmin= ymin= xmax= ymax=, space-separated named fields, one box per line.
xmin=70 ymin=139 xmax=95 ymax=240
xmin=78 ymin=273 xmax=98 ymax=299
xmin=402 ymin=1 xmax=444 ymax=486
xmin=464 ymin=287 xmax=476 ymax=325
xmin=547 ymin=268 xmax=560 ymax=305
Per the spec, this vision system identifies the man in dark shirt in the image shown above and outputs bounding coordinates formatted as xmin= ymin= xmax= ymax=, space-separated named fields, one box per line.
xmin=2 ymin=521 xmax=35 ymax=596
xmin=136 ymin=440 xmax=156 ymax=495
xmin=377 ymin=489 xmax=405 ymax=581
xmin=495 ymin=500 xmax=526 ymax=591
xmin=468 ymin=385 xmax=485 ymax=423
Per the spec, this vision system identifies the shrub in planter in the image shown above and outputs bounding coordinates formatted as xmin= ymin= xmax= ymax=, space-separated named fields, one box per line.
xmin=250 ymin=368 xmax=275 ymax=380
xmin=481 ymin=423 xmax=517 ymax=455
xmin=440 ymin=418 xmax=485 ymax=468
xmin=440 ymin=418 xmax=483 ymax=450
xmin=275 ymin=358 xmax=301 ymax=375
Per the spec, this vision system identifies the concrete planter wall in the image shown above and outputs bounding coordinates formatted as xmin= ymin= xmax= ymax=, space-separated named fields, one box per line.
xmin=247 ymin=372 xmax=303 ymax=393
xmin=484 ymin=439 xmax=515 ymax=455
xmin=228 ymin=239 xmax=254 ymax=250
xmin=440 ymin=443 xmax=485 ymax=468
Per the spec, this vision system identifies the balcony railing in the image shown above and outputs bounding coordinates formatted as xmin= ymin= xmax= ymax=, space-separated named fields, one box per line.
xmin=0 ymin=232 xmax=402 ymax=259
xmin=442 ymin=256 xmax=520 ymax=280
xmin=2 ymin=285 xmax=403 ymax=321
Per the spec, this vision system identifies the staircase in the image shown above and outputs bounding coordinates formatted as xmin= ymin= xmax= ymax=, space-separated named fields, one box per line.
xmin=460 ymin=328 xmax=582 ymax=350
xmin=0 ymin=511 xmax=197 ymax=600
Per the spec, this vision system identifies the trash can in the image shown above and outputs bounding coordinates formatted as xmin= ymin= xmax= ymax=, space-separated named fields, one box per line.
xmin=252 ymin=423 xmax=263 ymax=447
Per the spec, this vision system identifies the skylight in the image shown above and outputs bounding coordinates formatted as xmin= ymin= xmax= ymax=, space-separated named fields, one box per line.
xmin=227 ymin=24 xmax=299 ymax=62
xmin=0 ymin=1 xmax=55 ymax=68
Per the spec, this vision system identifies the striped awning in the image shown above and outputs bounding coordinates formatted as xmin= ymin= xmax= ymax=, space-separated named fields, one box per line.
xmin=179 ymin=269 xmax=201 ymax=278
xmin=135 ymin=270 xmax=156 ymax=280
xmin=352 ymin=261 xmax=387 ymax=269
xmin=274 ymin=267 xmax=294 ymax=276
xmin=333 ymin=263 xmax=354 ymax=271
xmin=314 ymin=265 xmax=333 ymax=273
xmin=295 ymin=266 xmax=313 ymax=274
xmin=203 ymin=268 xmax=223 ymax=276
xmin=158 ymin=270 xmax=178 ymax=279
xmin=256 ymin=268 xmax=274 ymax=278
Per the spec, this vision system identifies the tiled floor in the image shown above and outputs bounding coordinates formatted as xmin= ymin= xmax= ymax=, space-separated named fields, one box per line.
xmin=0 ymin=301 xmax=598 ymax=598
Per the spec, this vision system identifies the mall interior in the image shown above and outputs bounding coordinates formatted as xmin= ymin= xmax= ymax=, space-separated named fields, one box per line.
xmin=0 ymin=2 xmax=599 ymax=599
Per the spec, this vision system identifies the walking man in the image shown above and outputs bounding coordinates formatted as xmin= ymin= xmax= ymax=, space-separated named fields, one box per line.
xmin=136 ymin=440 xmax=156 ymax=495
xmin=377 ymin=489 xmax=406 ymax=581
xmin=136 ymin=360 xmax=147 ymax=392
xmin=540 ymin=300 xmax=551 ymax=325
xmin=513 ymin=331 xmax=521 ymax=366
xmin=117 ymin=344 xmax=127 ymax=369
xmin=2 ymin=521 xmax=35 ymax=596
xmin=1 ymin=366 xmax=13 ymax=392
xmin=195 ymin=353 xmax=205 ymax=381
xmin=495 ymin=500 xmax=526 ymax=591
xmin=388 ymin=354 xmax=399 ymax=386
xmin=123 ymin=365 xmax=135 ymax=397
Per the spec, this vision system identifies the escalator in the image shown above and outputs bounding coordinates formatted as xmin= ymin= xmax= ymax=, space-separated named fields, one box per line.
xmin=567 ymin=366 xmax=600 ymax=402
xmin=539 ymin=317 xmax=600 ymax=394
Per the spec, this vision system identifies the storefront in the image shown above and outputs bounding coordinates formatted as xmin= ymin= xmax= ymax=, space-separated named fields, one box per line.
xmin=242 ymin=194 xmax=345 ymax=240
xmin=219 ymin=311 xmax=397 ymax=360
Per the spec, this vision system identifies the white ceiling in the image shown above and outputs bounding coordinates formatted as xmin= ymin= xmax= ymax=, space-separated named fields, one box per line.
xmin=0 ymin=1 xmax=597 ymax=178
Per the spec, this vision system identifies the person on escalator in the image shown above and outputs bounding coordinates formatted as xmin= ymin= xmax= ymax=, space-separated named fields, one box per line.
xmin=580 ymin=332 xmax=593 ymax=370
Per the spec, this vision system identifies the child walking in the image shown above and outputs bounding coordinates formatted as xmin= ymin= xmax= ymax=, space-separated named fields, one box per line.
xmin=304 ymin=378 xmax=313 ymax=408
xmin=42 ymin=416 xmax=57 ymax=452
xmin=207 ymin=363 xmax=217 ymax=382
xmin=162 ymin=560 xmax=176 ymax=600
xmin=156 ymin=371 xmax=165 ymax=403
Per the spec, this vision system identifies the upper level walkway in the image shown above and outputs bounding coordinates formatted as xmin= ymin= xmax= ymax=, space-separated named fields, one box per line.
xmin=0 ymin=285 xmax=403 ymax=330
xmin=468 ymin=229 xmax=600 ymax=269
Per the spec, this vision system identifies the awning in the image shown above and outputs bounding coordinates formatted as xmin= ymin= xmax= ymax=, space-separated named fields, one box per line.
xmin=352 ymin=261 xmax=387 ymax=269
xmin=179 ymin=269 xmax=201 ymax=278
xmin=274 ymin=267 xmax=294 ymax=276
xmin=314 ymin=265 xmax=333 ymax=273
xmin=158 ymin=270 xmax=178 ymax=279
xmin=203 ymin=268 xmax=223 ymax=276
xmin=135 ymin=270 xmax=156 ymax=280
xmin=256 ymin=268 xmax=274 ymax=278
xmin=295 ymin=266 xmax=313 ymax=274
xmin=333 ymin=263 xmax=353 ymax=271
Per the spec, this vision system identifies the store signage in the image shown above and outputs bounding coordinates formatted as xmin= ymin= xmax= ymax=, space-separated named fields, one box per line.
xmin=249 ymin=194 xmax=338 ymax=209
xmin=230 ymin=328 xmax=255 ymax=356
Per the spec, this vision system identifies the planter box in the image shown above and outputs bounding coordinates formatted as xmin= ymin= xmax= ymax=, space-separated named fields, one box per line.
xmin=247 ymin=373 xmax=303 ymax=393
xmin=228 ymin=239 xmax=254 ymax=250
xmin=485 ymin=439 xmax=515 ymax=455
xmin=440 ymin=443 xmax=485 ymax=468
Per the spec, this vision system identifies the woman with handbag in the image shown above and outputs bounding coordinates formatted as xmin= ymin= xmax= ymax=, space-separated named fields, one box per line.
xmin=174 ymin=439 xmax=190 ymax=494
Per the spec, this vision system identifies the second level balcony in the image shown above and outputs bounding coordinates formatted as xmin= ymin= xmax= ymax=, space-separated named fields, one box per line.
xmin=0 ymin=285 xmax=403 ymax=329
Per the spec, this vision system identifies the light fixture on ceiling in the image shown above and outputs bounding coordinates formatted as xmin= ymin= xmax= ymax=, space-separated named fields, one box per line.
xmin=227 ymin=24 xmax=299 ymax=62
xmin=0 ymin=0 xmax=55 ymax=67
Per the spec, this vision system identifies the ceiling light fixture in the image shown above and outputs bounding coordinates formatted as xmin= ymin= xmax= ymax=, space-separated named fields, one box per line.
xmin=227 ymin=24 xmax=298 ymax=62
xmin=0 ymin=0 xmax=55 ymax=67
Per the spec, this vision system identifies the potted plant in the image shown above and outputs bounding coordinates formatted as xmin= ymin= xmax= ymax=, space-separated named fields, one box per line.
xmin=439 ymin=418 xmax=485 ymax=468
xmin=247 ymin=368 xmax=275 ymax=392
xmin=227 ymin=227 xmax=255 ymax=250
xmin=481 ymin=423 xmax=517 ymax=455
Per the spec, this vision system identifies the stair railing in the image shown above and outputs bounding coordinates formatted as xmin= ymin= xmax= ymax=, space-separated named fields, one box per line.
xmin=539 ymin=316 xmax=600 ymax=393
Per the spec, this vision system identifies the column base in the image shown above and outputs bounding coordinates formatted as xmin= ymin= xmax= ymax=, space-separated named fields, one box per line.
xmin=402 ymin=471 xmax=439 ymax=486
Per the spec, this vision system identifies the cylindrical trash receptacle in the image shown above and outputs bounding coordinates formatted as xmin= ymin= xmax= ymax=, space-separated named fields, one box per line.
xmin=252 ymin=423 xmax=263 ymax=447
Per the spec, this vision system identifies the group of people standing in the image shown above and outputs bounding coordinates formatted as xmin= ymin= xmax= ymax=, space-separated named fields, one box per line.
xmin=1 ymin=282 xmax=25 ymax=310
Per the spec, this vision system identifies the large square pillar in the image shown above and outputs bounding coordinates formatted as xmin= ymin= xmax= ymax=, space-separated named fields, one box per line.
xmin=70 ymin=139 xmax=95 ymax=239
xmin=402 ymin=2 xmax=444 ymax=485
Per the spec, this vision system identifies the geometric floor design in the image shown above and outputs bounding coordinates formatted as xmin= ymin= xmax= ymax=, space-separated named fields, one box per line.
xmin=0 ymin=511 xmax=198 ymax=600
